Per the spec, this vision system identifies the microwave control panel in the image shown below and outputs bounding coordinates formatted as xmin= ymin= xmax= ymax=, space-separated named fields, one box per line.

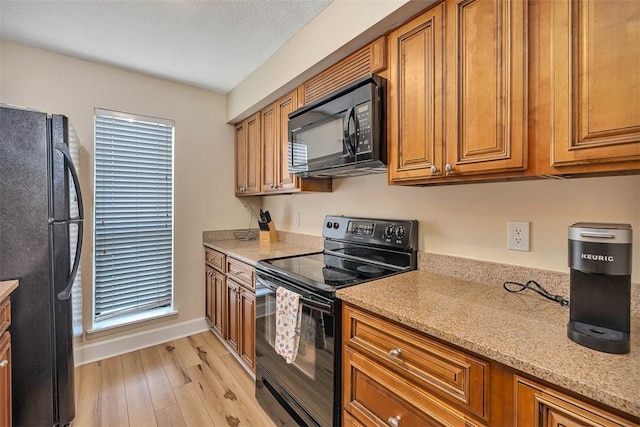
xmin=355 ymin=102 xmax=372 ymax=153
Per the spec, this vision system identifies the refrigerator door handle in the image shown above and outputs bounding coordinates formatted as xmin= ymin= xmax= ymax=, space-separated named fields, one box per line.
xmin=55 ymin=142 xmax=84 ymax=301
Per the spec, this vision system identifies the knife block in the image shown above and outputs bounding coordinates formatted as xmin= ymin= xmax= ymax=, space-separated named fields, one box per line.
xmin=259 ymin=222 xmax=278 ymax=244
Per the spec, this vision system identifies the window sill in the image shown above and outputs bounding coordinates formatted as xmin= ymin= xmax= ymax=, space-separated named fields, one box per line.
xmin=87 ymin=306 xmax=178 ymax=339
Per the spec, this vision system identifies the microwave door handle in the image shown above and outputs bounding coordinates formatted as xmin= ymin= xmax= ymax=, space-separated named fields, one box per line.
xmin=342 ymin=107 xmax=356 ymax=157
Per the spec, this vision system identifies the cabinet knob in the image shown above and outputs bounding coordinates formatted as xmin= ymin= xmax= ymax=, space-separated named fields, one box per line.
xmin=0 ymin=360 xmax=7 ymax=368
xmin=430 ymin=165 xmax=439 ymax=175
xmin=445 ymin=163 xmax=455 ymax=176
xmin=388 ymin=348 xmax=402 ymax=358
xmin=387 ymin=416 xmax=401 ymax=427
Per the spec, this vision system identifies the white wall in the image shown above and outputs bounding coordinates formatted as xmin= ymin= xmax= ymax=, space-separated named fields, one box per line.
xmin=0 ymin=41 xmax=252 ymax=345
xmin=263 ymin=174 xmax=640 ymax=282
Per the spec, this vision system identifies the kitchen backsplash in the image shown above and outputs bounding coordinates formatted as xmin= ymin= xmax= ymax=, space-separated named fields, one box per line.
xmin=419 ymin=252 xmax=639 ymax=316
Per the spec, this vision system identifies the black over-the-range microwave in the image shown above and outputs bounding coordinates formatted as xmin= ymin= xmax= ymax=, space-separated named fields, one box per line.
xmin=287 ymin=74 xmax=386 ymax=178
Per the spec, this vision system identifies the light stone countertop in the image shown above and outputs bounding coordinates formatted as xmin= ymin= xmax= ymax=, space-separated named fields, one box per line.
xmin=0 ymin=280 xmax=19 ymax=302
xmin=203 ymin=239 xmax=320 ymax=266
xmin=337 ymin=270 xmax=640 ymax=418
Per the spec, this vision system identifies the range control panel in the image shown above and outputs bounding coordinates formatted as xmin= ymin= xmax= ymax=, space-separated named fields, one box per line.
xmin=323 ymin=215 xmax=418 ymax=250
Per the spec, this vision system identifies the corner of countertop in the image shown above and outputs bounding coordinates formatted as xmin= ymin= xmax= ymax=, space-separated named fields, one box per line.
xmin=0 ymin=279 xmax=19 ymax=301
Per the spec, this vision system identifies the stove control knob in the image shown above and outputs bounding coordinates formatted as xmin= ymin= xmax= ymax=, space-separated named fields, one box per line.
xmin=327 ymin=222 xmax=333 ymax=229
xmin=395 ymin=227 xmax=405 ymax=238
xmin=333 ymin=222 xmax=340 ymax=229
xmin=384 ymin=226 xmax=394 ymax=237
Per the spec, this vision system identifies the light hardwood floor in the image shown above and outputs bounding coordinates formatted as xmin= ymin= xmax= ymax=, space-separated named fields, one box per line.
xmin=72 ymin=331 xmax=277 ymax=427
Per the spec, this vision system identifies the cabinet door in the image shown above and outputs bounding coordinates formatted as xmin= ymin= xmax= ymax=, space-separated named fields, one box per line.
xmin=212 ymin=269 xmax=226 ymax=339
xmin=388 ymin=3 xmax=445 ymax=182
xmin=235 ymin=122 xmax=248 ymax=194
xmin=205 ymin=266 xmax=214 ymax=327
xmin=445 ymin=0 xmax=527 ymax=175
xmin=238 ymin=290 xmax=256 ymax=371
xmin=261 ymin=102 xmax=278 ymax=192
xmin=0 ymin=332 xmax=10 ymax=427
xmin=235 ymin=113 xmax=261 ymax=196
xmin=276 ymin=90 xmax=300 ymax=191
xmin=225 ymin=280 xmax=240 ymax=353
xmin=550 ymin=0 xmax=640 ymax=167
xmin=515 ymin=377 xmax=636 ymax=427
xmin=245 ymin=114 xmax=261 ymax=194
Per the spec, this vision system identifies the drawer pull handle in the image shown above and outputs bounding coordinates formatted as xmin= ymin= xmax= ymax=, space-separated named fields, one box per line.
xmin=388 ymin=348 xmax=402 ymax=357
xmin=387 ymin=416 xmax=401 ymax=427
xmin=233 ymin=271 xmax=242 ymax=276
xmin=0 ymin=360 xmax=7 ymax=368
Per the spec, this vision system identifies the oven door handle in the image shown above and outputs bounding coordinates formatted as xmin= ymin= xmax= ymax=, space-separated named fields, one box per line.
xmin=258 ymin=278 xmax=332 ymax=313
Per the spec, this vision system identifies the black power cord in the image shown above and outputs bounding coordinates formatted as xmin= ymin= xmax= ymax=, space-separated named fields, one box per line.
xmin=503 ymin=280 xmax=570 ymax=307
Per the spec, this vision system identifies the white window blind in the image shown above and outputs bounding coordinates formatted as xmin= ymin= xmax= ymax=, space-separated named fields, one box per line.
xmin=93 ymin=108 xmax=174 ymax=323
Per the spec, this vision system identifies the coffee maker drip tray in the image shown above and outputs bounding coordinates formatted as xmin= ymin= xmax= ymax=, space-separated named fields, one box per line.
xmin=568 ymin=321 xmax=630 ymax=354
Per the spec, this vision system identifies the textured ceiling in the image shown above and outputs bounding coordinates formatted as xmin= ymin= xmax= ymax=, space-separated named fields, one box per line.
xmin=0 ymin=0 xmax=332 ymax=94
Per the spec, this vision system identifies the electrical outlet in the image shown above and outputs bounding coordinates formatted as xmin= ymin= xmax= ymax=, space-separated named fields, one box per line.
xmin=294 ymin=211 xmax=300 ymax=227
xmin=508 ymin=221 xmax=530 ymax=251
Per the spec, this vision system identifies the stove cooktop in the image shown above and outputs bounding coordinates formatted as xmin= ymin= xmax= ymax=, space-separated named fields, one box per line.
xmin=257 ymin=251 xmax=404 ymax=298
xmin=256 ymin=215 xmax=419 ymax=299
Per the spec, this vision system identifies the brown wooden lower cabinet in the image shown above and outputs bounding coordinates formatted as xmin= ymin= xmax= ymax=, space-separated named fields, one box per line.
xmin=211 ymin=269 xmax=225 ymax=339
xmin=225 ymin=273 xmax=256 ymax=372
xmin=343 ymin=347 xmax=478 ymax=426
xmin=0 ymin=297 xmax=12 ymax=426
xmin=342 ymin=303 xmax=638 ymax=427
xmin=225 ymin=279 xmax=240 ymax=354
xmin=204 ymin=247 xmax=256 ymax=375
xmin=238 ymin=290 xmax=256 ymax=370
xmin=515 ymin=376 xmax=638 ymax=427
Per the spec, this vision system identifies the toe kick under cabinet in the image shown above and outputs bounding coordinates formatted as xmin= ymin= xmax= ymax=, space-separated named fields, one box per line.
xmin=204 ymin=246 xmax=256 ymax=375
xmin=342 ymin=303 xmax=639 ymax=427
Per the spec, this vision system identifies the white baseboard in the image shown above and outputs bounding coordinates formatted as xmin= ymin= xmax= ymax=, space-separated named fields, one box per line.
xmin=74 ymin=317 xmax=210 ymax=366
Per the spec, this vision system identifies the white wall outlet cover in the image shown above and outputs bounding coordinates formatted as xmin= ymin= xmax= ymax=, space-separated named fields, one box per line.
xmin=508 ymin=221 xmax=530 ymax=251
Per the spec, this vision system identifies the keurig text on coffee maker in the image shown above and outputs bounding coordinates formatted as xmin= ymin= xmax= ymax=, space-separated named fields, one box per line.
xmin=567 ymin=223 xmax=632 ymax=354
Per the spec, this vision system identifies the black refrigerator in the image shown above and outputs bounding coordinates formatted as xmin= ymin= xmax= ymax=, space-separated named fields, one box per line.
xmin=0 ymin=105 xmax=84 ymax=426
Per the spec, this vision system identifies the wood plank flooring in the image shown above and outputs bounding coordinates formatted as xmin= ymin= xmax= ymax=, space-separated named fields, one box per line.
xmin=72 ymin=332 xmax=277 ymax=427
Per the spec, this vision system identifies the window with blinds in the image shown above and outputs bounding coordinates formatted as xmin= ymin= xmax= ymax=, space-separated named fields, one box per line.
xmin=93 ymin=108 xmax=174 ymax=324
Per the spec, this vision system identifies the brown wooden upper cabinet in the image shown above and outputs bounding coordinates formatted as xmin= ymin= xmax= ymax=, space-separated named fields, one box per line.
xmin=533 ymin=0 xmax=640 ymax=174
xmin=235 ymin=90 xmax=332 ymax=197
xmin=261 ymin=90 xmax=300 ymax=193
xmin=389 ymin=0 xmax=528 ymax=184
xmin=235 ymin=113 xmax=261 ymax=196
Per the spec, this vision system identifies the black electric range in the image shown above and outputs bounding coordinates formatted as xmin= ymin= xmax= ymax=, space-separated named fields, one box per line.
xmin=255 ymin=215 xmax=418 ymax=427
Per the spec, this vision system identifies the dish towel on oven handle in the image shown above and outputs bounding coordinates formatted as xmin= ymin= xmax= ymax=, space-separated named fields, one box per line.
xmin=275 ymin=286 xmax=303 ymax=364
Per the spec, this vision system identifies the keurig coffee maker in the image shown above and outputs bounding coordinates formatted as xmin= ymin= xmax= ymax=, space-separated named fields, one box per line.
xmin=568 ymin=223 xmax=632 ymax=354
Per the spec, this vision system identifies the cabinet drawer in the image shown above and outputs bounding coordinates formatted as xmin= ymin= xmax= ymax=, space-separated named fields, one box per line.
xmin=205 ymin=247 xmax=225 ymax=272
xmin=227 ymin=257 xmax=254 ymax=291
xmin=343 ymin=348 xmax=480 ymax=427
xmin=515 ymin=376 xmax=637 ymax=427
xmin=0 ymin=298 xmax=10 ymax=336
xmin=344 ymin=304 xmax=489 ymax=420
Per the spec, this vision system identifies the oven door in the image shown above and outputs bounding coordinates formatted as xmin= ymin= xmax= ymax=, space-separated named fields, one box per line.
xmin=255 ymin=272 xmax=338 ymax=427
